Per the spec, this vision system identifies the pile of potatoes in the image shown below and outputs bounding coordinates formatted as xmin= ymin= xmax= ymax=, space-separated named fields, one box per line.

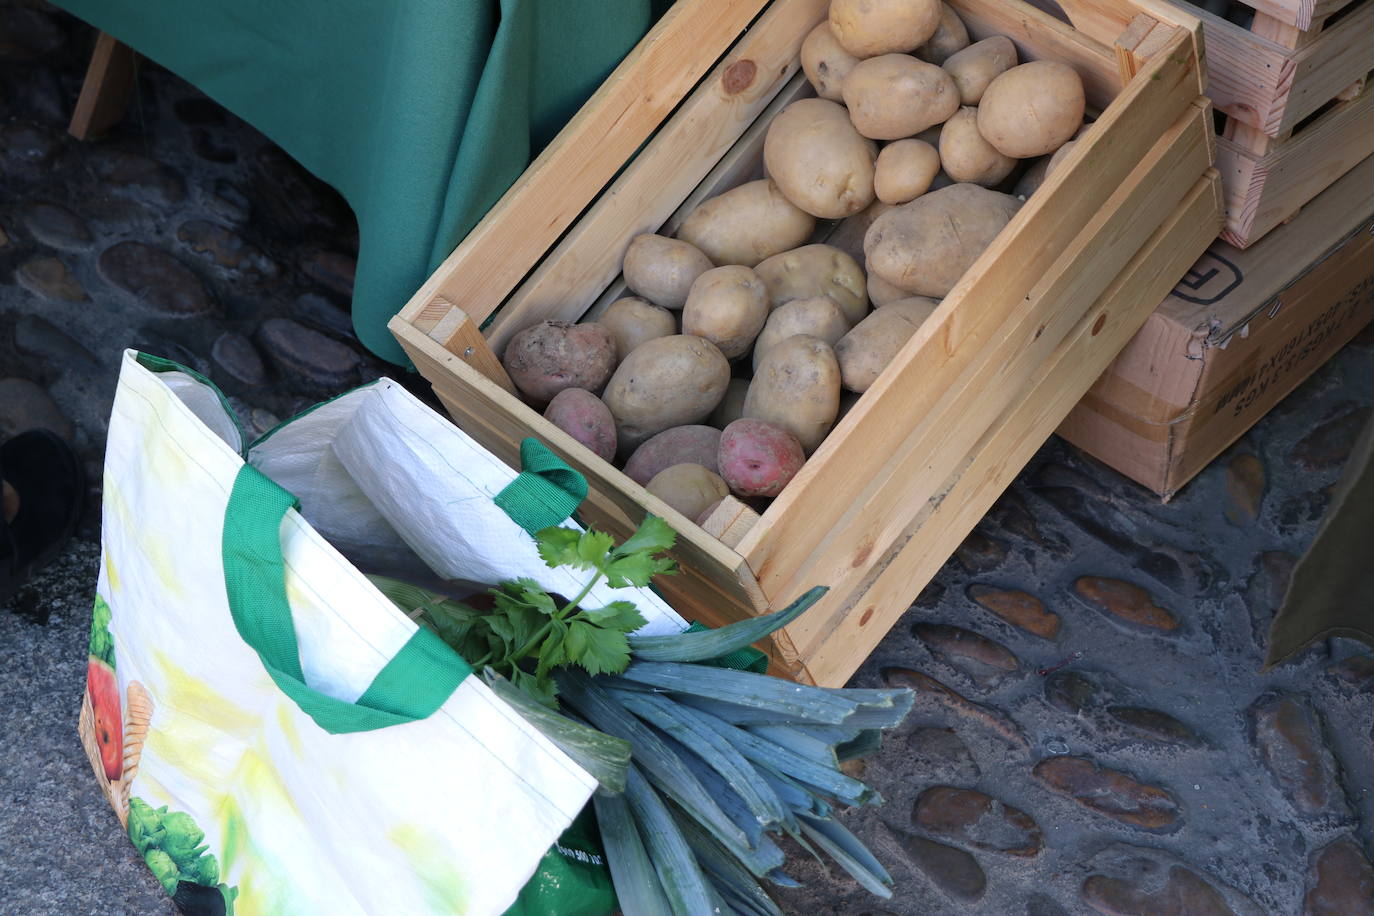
xmin=500 ymin=0 xmax=1088 ymax=524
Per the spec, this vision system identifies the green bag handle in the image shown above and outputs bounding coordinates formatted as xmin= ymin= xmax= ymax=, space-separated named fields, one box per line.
xmin=222 ymin=464 xmax=471 ymax=735
xmin=495 ymin=438 xmax=589 ymax=535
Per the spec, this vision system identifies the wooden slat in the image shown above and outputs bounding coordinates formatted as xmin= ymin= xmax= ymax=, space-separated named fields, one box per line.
xmin=798 ymin=172 xmax=1223 ymax=685
xmin=699 ymin=497 xmax=762 ymax=550
xmin=425 ymin=298 xmax=518 ymax=394
xmin=737 ymin=31 xmax=1205 ymax=611
xmin=1050 ymin=0 xmax=1205 ymax=55
xmin=484 ymin=0 xmax=830 ymax=353
xmin=1217 ymin=81 xmax=1374 ymax=246
xmin=761 ymin=103 xmax=1214 ymax=655
xmin=396 ymin=0 xmax=771 ymax=328
xmin=69 ymin=33 xmax=135 ymax=140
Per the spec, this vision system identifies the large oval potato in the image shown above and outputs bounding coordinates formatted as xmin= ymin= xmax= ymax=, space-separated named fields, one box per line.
xmin=829 ymin=0 xmax=942 ymax=57
xmin=624 ymin=425 xmax=722 ymax=485
xmin=597 ymin=297 xmax=677 ymax=361
xmin=743 ymin=335 xmax=841 ymax=454
xmin=763 ymin=99 xmax=877 ymax=219
xmin=646 ymin=463 xmax=730 ymax=520
xmin=622 ymin=234 xmax=715 ymax=309
xmin=677 ymin=179 xmax=816 ymax=267
xmin=864 ymin=183 xmax=1022 ymax=297
xmin=874 ymin=139 xmax=941 ymax=205
xmin=835 ymin=298 xmax=938 ymax=392
xmin=543 ymin=388 xmax=617 ymax=462
xmin=503 ymin=320 xmax=617 ymax=404
xmin=978 ymin=61 xmax=1086 ymax=158
xmin=915 ymin=3 xmax=969 ymax=64
xmin=602 ymin=335 xmax=732 ymax=451
xmin=718 ymin=419 xmax=806 ymax=498
xmin=939 ymin=107 xmax=1017 ymax=186
xmin=752 ymin=243 xmax=868 ymax=326
xmin=801 ymin=22 xmax=860 ymax=102
xmin=942 ymin=36 xmax=1017 ymax=105
xmin=752 ymin=296 xmax=851 ymax=371
xmin=681 ymin=265 xmax=769 ymax=360
xmin=842 ymin=55 xmax=960 ymax=140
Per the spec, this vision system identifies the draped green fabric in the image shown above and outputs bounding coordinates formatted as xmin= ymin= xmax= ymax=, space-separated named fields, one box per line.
xmin=53 ymin=0 xmax=666 ymax=364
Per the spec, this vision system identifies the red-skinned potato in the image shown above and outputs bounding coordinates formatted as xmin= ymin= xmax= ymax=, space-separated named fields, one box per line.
xmin=503 ymin=320 xmax=617 ymax=404
xmin=718 ymin=419 xmax=806 ymax=498
xmin=623 ymin=425 xmax=722 ymax=485
xmin=543 ymin=389 xmax=617 ymax=462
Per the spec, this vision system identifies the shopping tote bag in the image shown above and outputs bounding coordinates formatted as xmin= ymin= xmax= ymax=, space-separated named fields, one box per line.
xmin=80 ymin=350 xmax=688 ymax=914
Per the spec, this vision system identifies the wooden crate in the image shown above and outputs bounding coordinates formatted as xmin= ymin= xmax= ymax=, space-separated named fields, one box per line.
xmin=390 ymin=0 xmax=1222 ymax=687
xmin=1164 ymin=0 xmax=1374 ymax=246
xmin=1059 ymin=151 xmax=1374 ymax=496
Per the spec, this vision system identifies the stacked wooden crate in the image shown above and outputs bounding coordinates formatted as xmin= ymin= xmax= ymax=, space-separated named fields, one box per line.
xmin=1170 ymin=0 xmax=1374 ymax=246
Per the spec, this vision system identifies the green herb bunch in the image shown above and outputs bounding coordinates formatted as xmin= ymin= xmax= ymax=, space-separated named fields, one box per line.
xmin=411 ymin=516 xmax=677 ymax=705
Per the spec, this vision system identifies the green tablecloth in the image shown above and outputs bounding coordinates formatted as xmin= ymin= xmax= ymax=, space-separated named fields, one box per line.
xmin=57 ymin=0 xmax=666 ymax=364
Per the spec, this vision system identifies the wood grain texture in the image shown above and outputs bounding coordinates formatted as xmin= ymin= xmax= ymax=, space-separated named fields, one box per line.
xmin=801 ymin=173 xmax=1222 ymax=684
xmin=425 ymin=298 xmax=517 ymax=394
xmin=1217 ymin=83 xmax=1374 ymax=246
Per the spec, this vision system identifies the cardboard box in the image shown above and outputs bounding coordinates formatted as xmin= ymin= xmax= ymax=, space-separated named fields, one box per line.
xmin=1059 ymin=154 xmax=1374 ymax=498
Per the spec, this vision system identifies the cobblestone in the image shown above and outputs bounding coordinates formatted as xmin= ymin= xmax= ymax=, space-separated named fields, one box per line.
xmin=1033 ymin=756 xmax=1181 ymax=830
xmin=1303 ymin=835 xmax=1374 ymax=915
xmin=16 ymin=255 xmax=86 ymax=302
xmin=98 ymin=241 xmax=214 ymax=316
xmin=1074 ymin=576 xmax=1179 ymax=632
xmin=966 ymin=584 xmax=1060 ymax=639
xmin=912 ymin=786 xmax=1042 ymax=857
xmin=1249 ymin=694 xmax=1352 ymax=822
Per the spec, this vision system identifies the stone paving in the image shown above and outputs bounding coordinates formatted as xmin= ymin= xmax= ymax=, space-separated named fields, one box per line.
xmin=3 ymin=4 xmax=1374 ymax=914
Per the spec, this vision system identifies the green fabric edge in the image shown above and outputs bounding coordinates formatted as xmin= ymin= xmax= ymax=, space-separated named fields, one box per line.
xmin=494 ymin=439 xmax=589 ymax=536
xmin=135 ymin=352 xmax=249 ymax=458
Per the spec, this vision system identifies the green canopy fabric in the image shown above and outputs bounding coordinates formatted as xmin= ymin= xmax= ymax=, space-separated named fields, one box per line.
xmin=55 ymin=0 xmax=666 ymax=364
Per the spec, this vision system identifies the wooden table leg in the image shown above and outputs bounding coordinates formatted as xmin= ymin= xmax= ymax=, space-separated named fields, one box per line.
xmin=69 ymin=32 xmax=136 ymax=140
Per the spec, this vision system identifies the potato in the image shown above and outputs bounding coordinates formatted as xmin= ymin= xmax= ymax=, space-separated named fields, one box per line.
xmin=978 ymin=61 xmax=1086 ymax=158
xmin=602 ymin=335 xmax=732 ymax=450
xmin=829 ymin=0 xmax=942 ymax=58
xmin=1013 ymin=156 xmax=1052 ymax=198
xmin=865 ymin=183 xmax=1021 ymax=297
xmin=718 ymin=419 xmax=806 ymax=498
xmin=835 ymin=299 xmax=938 ymax=392
xmin=867 ymin=272 xmax=909 ymax=307
xmin=677 ymin=179 xmax=816 ymax=267
xmin=623 ymin=425 xmax=722 ymax=485
xmin=874 ymin=139 xmax=941 ymax=205
xmin=801 ymin=22 xmax=860 ymax=102
xmin=752 ymin=297 xmax=851 ymax=371
xmin=597 ymin=297 xmax=677 ymax=361
xmin=743 ymin=335 xmax=841 ymax=454
xmin=842 ymin=55 xmax=960 ymax=140
xmin=939 ymin=107 xmax=1016 ymax=187
xmin=915 ymin=3 xmax=970 ymax=64
xmin=1046 ymin=140 xmax=1077 ymax=177
xmin=503 ymin=320 xmax=617 ymax=403
xmin=681 ymin=265 xmax=769 ymax=360
xmin=942 ymin=36 xmax=1017 ymax=105
xmin=622 ymin=234 xmax=714 ymax=309
xmin=763 ymin=99 xmax=877 ymax=219
xmin=709 ymin=378 xmax=750 ymax=430
xmin=543 ymin=388 xmax=617 ymax=462
xmin=646 ymin=463 xmax=730 ymax=520
xmin=752 ymin=244 xmax=868 ymax=326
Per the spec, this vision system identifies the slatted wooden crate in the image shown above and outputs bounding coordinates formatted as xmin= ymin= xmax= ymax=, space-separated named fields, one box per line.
xmin=1167 ymin=0 xmax=1374 ymax=246
xmin=390 ymin=0 xmax=1222 ymax=687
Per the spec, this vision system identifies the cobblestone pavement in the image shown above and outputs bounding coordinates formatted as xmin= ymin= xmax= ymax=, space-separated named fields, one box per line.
xmin=3 ymin=5 xmax=1373 ymax=915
